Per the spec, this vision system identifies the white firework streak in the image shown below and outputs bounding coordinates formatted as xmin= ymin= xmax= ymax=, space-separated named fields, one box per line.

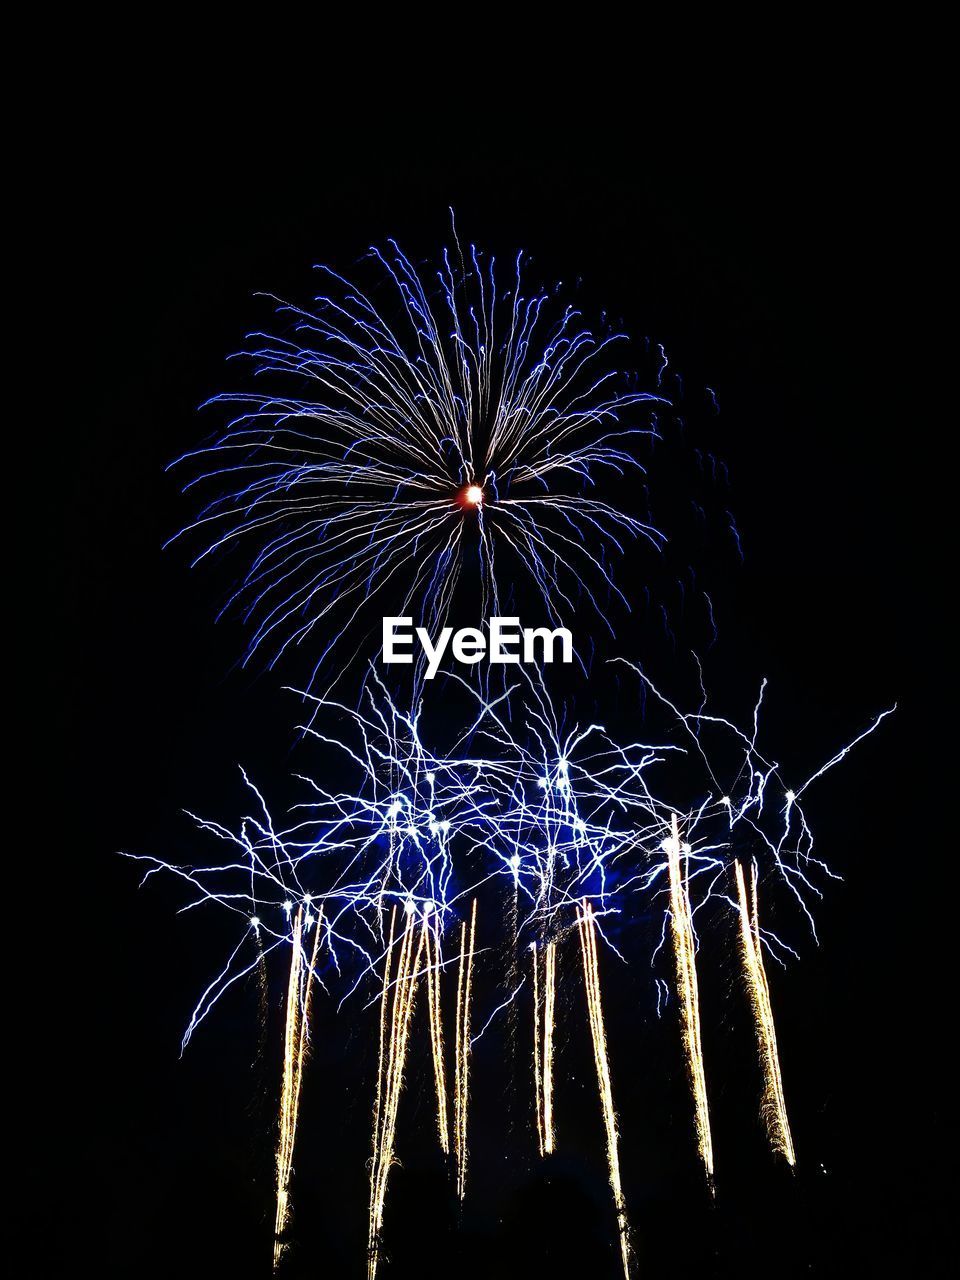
xmin=123 ymin=666 xmax=892 ymax=1046
xmin=167 ymin=235 xmax=669 ymax=690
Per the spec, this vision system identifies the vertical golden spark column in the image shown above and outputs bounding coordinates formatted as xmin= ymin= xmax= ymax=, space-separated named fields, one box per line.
xmin=273 ymin=907 xmax=321 ymax=1270
xmin=369 ymin=907 xmax=397 ymax=1217
xmin=541 ymin=941 xmax=557 ymax=1153
xmin=368 ymin=907 xmax=425 ymax=1280
xmin=531 ymin=942 xmax=544 ymax=1157
xmin=423 ymin=910 xmax=450 ymax=1154
xmin=454 ymin=899 xmax=478 ymax=1203
xmin=577 ymin=901 xmax=631 ymax=1280
xmin=734 ymin=861 xmax=796 ymax=1166
xmin=667 ymin=813 xmax=714 ymax=1185
xmin=530 ymin=940 xmax=556 ymax=1155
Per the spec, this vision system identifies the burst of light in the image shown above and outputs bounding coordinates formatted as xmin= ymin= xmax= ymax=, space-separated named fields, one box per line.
xmin=126 ymin=668 xmax=892 ymax=1269
xmin=168 ymin=235 xmax=669 ymax=691
xmin=126 ymin=671 xmax=892 ymax=1048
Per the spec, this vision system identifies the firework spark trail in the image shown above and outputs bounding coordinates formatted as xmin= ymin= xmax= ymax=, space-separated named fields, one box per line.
xmin=530 ymin=939 xmax=557 ymax=1155
xmin=543 ymin=940 xmax=557 ymax=1155
xmin=577 ymin=901 xmax=631 ymax=1280
xmin=734 ymin=860 xmax=796 ymax=1166
xmin=422 ymin=905 xmax=450 ymax=1154
xmin=536 ymin=939 xmax=558 ymax=1154
xmin=126 ymin=664 xmax=891 ymax=1269
xmin=454 ymin=899 xmax=478 ymax=1203
xmin=273 ymin=908 xmax=304 ymax=1268
xmin=505 ymin=875 xmax=521 ymax=1136
xmin=531 ymin=942 xmax=544 ymax=1156
xmin=273 ymin=906 xmax=321 ymax=1268
xmin=170 ymin=237 xmax=669 ymax=692
xmin=369 ymin=904 xmax=396 ymax=1236
xmin=368 ymin=904 xmax=424 ymax=1280
xmin=125 ymin=671 xmax=892 ymax=1050
xmin=666 ymin=812 xmax=714 ymax=1187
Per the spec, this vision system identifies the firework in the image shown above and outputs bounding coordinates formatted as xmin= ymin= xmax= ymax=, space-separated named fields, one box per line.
xmin=110 ymin=192 xmax=908 ymax=1280
xmin=734 ymin=860 xmax=796 ymax=1165
xmin=125 ymin=667 xmax=891 ymax=1274
xmin=577 ymin=900 xmax=631 ymax=1280
xmin=531 ymin=941 xmax=544 ymax=1156
xmin=273 ymin=906 xmax=321 ymax=1268
xmin=125 ymin=670 xmax=892 ymax=1059
xmin=368 ymin=902 xmax=425 ymax=1279
xmin=169 ymin=236 xmax=668 ymax=691
xmin=423 ymin=905 xmax=451 ymax=1154
xmin=454 ymin=899 xmax=478 ymax=1203
xmin=665 ymin=812 xmax=714 ymax=1186
xmin=531 ymin=939 xmax=557 ymax=1156
xmin=125 ymin=674 xmax=892 ymax=1063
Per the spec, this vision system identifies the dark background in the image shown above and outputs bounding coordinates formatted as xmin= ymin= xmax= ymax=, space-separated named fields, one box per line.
xmin=43 ymin=101 xmax=948 ymax=1278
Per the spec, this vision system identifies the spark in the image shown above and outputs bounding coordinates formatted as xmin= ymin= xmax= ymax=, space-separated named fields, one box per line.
xmin=577 ymin=900 xmax=631 ymax=1280
xmin=543 ymin=939 xmax=556 ymax=1155
xmin=531 ymin=942 xmax=544 ymax=1157
xmin=369 ymin=904 xmax=396 ymax=1230
xmin=666 ymin=813 xmax=714 ymax=1186
xmin=123 ymin=196 xmax=899 ymax=1272
xmin=734 ymin=860 xmax=796 ymax=1166
xmin=423 ymin=906 xmax=451 ymax=1154
xmin=273 ymin=906 xmax=321 ymax=1269
xmin=454 ymin=899 xmax=478 ymax=1203
xmin=169 ymin=235 xmax=668 ymax=691
xmin=125 ymin=667 xmax=891 ymax=1042
xmin=126 ymin=664 xmax=891 ymax=1273
xmin=368 ymin=905 xmax=424 ymax=1280
xmin=531 ymin=939 xmax=557 ymax=1156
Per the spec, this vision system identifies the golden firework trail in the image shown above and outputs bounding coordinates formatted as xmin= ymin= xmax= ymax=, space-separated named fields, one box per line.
xmin=531 ymin=940 xmax=557 ymax=1156
xmin=667 ymin=812 xmax=714 ymax=1186
xmin=531 ymin=943 xmax=543 ymax=1155
xmin=454 ymin=899 xmax=478 ymax=1203
xmin=577 ymin=901 xmax=631 ymax=1280
xmin=367 ymin=905 xmax=425 ymax=1280
xmin=423 ymin=907 xmax=451 ymax=1154
xmin=273 ymin=906 xmax=322 ymax=1270
xmin=369 ymin=906 xmax=397 ymax=1224
xmin=505 ymin=878 xmax=521 ymax=1131
xmin=734 ymin=860 xmax=796 ymax=1166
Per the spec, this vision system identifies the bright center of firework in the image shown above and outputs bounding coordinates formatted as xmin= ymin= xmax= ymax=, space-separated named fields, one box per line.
xmin=463 ymin=485 xmax=484 ymax=507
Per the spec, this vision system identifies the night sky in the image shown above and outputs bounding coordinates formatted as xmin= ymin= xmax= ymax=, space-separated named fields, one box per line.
xmin=44 ymin=97 xmax=948 ymax=1279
